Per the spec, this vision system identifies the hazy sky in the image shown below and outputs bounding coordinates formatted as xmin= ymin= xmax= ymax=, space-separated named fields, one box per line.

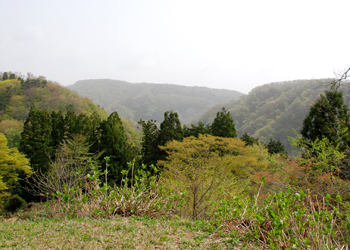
xmin=1 ymin=0 xmax=349 ymax=94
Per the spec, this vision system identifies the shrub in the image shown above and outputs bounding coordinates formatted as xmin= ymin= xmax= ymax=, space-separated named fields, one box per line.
xmin=4 ymin=194 xmax=27 ymax=213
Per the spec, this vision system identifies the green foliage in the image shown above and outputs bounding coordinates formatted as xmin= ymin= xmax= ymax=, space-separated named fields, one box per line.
xmin=183 ymin=121 xmax=210 ymax=138
xmin=19 ymin=106 xmax=53 ymax=173
xmin=159 ymin=134 xmax=268 ymax=220
xmin=138 ymin=119 xmax=159 ymax=166
xmin=266 ymin=138 xmax=287 ymax=155
xmin=26 ymin=135 xmax=100 ymax=199
xmin=99 ymin=112 xmax=136 ymax=185
xmin=215 ymin=187 xmax=349 ymax=249
xmin=51 ymin=159 xmax=181 ymax=218
xmin=210 ymin=107 xmax=236 ymax=138
xmin=301 ymin=89 xmax=350 ymax=151
xmin=3 ymin=194 xmax=27 ymax=213
xmin=2 ymin=72 xmax=8 ymax=81
xmin=158 ymin=111 xmax=183 ymax=146
xmin=0 ymin=133 xmax=32 ymax=199
xmin=199 ymin=79 xmax=337 ymax=155
xmin=0 ymin=119 xmax=23 ymax=148
xmin=240 ymin=132 xmax=260 ymax=146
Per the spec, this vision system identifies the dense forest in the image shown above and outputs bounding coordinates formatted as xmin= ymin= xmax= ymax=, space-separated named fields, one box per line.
xmin=67 ymin=79 xmax=244 ymax=124
xmin=2 ymin=70 xmax=350 ymax=248
xmin=198 ymin=78 xmax=347 ymax=154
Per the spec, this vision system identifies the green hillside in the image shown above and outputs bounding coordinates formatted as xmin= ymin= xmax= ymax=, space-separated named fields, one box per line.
xmin=67 ymin=79 xmax=244 ymax=124
xmin=0 ymin=75 xmax=142 ymax=148
xmin=198 ymin=78 xmax=341 ymax=154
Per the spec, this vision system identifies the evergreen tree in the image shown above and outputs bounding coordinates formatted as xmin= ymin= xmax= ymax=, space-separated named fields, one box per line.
xmin=211 ymin=107 xmax=237 ymax=138
xmin=301 ymin=89 xmax=350 ymax=150
xmin=183 ymin=121 xmax=210 ymax=138
xmin=240 ymin=132 xmax=260 ymax=146
xmin=19 ymin=106 xmax=53 ymax=173
xmin=87 ymin=112 xmax=102 ymax=154
xmin=99 ymin=112 xmax=133 ymax=184
xmin=51 ymin=110 xmax=65 ymax=149
xmin=138 ymin=119 xmax=159 ymax=166
xmin=2 ymin=72 xmax=8 ymax=81
xmin=158 ymin=111 xmax=183 ymax=146
xmin=266 ymin=138 xmax=287 ymax=155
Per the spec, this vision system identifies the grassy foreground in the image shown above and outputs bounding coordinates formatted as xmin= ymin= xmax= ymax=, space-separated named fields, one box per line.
xmin=0 ymin=211 xmax=243 ymax=249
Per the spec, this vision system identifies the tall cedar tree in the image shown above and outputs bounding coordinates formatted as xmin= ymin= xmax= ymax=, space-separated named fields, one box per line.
xmin=211 ymin=107 xmax=237 ymax=138
xmin=99 ymin=112 xmax=132 ymax=185
xmin=240 ymin=132 xmax=260 ymax=146
xmin=51 ymin=110 xmax=65 ymax=149
xmin=157 ymin=111 xmax=184 ymax=161
xmin=2 ymin=72 xmax=8 ymax=81
xmin=301 ymin=89 xmax=350 ymax=150
xmin=19 ymin=106 xmax=53 ymax=173
xmin=266 ymin=138 xmax=287 ymax=155
xmin=183 ymin=121 xmax=210 ymax=138
xmin=138 ymin=119 xmax=159 ymax=166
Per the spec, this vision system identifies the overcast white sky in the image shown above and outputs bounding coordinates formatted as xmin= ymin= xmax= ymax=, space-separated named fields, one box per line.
xmin=1 ymin=0 xmax=349 ymax=94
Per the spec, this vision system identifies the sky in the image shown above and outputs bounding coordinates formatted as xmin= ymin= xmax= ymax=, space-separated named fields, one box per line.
xmin=1 ymin=0 xmax=349 ymax=94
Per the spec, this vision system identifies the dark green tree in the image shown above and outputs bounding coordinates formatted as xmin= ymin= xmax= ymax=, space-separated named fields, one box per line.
xmin=158 ymin=111 xmax=183 ymax=146
xmin=266 ymin=138 xmax=287 ymax=155
xmin=240 ymin=132 xmax=260 ymax=147
xmin=19 ymin=106 xmax=53 ymax=173
xmin=138 ymin=119 xmax=159 ymax=166
xmin=9 ymin=74 xmax=16 ymax=80
xmin=99 ymin=112 xmax=133 ymax=184
xmin=51 ymin=110 xmax=65 ymax=149
xmin=2 ymin=72 xmax=8 ymax=81
xmin=211 ymin=107 xmax=237 ymax=138
xmin=157 ymin=111 xmax=184 ymax=162
xmin=183 ymin=121 xmax=210 ymax=138
xmin=301 ymin=89 xmax=350 ymax=150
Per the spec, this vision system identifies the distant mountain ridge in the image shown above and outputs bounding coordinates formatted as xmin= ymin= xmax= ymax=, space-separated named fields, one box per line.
xmin=198 ymin=78 xmax=340 ymax=155
xmin=67 ymin=79 xmax=244 ymax=124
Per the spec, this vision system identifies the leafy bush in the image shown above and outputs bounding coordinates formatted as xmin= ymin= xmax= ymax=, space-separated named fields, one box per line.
xmin=49 ymin=158 xmax=182 ymax=218
xmin=215 ymin=184 xmax=350 ymax=249
xmin=4 ymin=194 xmax=27 ymax=213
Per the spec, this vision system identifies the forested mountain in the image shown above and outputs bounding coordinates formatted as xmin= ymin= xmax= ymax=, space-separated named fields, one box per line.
xmin=198 ymin=78 xmax=346 ymax=155
xmin=0 ymin=74 xmax=140 ymax=148
xmin=67 ymin=79 xmax=244 ymax=124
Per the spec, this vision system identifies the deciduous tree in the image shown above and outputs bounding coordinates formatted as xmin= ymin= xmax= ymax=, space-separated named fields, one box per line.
xmin=0 ymin=133 xmax=32 ymax=199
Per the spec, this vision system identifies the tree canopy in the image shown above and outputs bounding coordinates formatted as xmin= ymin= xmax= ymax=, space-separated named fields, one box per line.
xmin=0 ymin=133 xmax=32 ymax=199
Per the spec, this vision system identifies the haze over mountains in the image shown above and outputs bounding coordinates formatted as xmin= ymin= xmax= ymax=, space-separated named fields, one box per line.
xmin=68 ymin=77 xmax=342 ymax=155
xmin=67 ymin=79 xmax=244 ymax=124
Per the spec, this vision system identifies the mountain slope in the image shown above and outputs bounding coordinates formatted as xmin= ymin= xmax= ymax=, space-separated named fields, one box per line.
xmin=198 ymin=78 xmax=341 ymax=155
xmin=67 ymin=79 xmax=244 ymax=124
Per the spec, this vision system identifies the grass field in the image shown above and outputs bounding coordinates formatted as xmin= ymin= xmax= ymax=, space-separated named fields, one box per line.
xmin=0 ymin=212 xmax=243 ymax=249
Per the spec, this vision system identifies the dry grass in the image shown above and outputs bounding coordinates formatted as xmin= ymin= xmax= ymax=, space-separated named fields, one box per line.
xmin=0 ymin=208 xmax=244 ymax=249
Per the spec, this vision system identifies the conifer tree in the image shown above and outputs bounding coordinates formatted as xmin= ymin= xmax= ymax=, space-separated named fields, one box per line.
xmin=51 ymin=110 xmax=65 ymax=148
xmin=158 ymin=111 xmax=183 ymax=146
xmin=301 ymin=89 xmax=350 ymax=150
xmin=19 ymin=106 xmax=53 ymax=173
xmin=211 ymin=107 xmax=237 ymax=138
xmin=99 ymin=112 xmax=133 ymax=184
xmin=2 ymin=72 xmax=8 ymax=81
xmin=138 ymin=119 xmax=159 ymax=166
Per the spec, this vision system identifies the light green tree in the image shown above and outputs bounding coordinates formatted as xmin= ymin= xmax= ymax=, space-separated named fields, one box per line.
xmin=0 ymin=133 xmax=32 ymax=199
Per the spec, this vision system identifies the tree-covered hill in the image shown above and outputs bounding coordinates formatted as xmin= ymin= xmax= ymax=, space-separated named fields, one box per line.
xmin=198 ymin=78 xmax=344 ymax=155
xmin=67 ymin=79 xmax=244 ymax=124
xmin=0 ymin=73 xmax=140 ymax=148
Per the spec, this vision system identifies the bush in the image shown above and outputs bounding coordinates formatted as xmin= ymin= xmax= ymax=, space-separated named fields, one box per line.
xmin=4 ymin=194 xmax=27 ymax=213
